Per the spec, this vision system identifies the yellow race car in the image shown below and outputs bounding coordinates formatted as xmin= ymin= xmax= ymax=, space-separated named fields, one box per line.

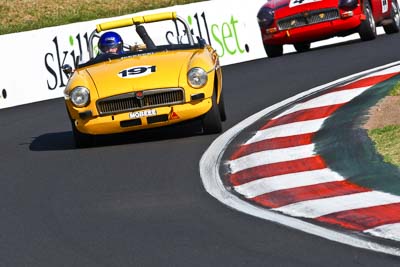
xmin=63 ymin=12 xmax=225 ymax=147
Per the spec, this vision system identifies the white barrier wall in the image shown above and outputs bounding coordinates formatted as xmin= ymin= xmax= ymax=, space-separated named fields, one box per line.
xmin=0 ymin=0 xmax=396 ymax=109
xmin=0 ymin=0 xmax=267 ymax=109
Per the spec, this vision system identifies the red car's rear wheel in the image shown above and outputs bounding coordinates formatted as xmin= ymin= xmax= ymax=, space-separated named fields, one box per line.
xmin=384 ymin=1 xmax=400 ymax=34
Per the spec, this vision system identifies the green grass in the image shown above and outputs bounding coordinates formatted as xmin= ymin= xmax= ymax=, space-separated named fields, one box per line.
xmin=368 ymin=81 xmax=400 ymax=167
xmin=0 ymin=0 xmax=204 ymax=35
xmin=389 ymin=81 xmax=400 ymax=96
xmin=369 ymin=125 xmax=400 ymax=166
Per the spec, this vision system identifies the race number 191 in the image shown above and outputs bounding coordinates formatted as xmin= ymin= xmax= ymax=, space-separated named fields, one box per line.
xmin=119 ymin=66 xmax=156 ymax=78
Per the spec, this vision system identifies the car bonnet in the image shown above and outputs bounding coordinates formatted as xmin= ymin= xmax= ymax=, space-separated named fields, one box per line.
xmin=263 ymin=0 xmax=340 ymax=14
xmin=84 ymin=50 xmax=195 ymax=99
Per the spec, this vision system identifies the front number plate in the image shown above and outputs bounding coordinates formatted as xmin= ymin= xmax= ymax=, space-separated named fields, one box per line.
xmin=129 ymin=109 xmax=157 ymax=119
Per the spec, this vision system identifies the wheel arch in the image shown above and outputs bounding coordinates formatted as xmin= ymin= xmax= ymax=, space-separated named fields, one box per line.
xmin=362 ymin=0 xmax=379 ymax=21
xmin=362 ymin=0 xmax=373 ymax=11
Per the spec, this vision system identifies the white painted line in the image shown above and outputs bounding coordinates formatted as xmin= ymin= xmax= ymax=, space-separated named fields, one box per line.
xmin=273 ymin=87 xmax=370 ymax=119
xmin=245 ymin=118 xmax=326 ymax=145
xmin=200 ymin=60 xmax=400 ymax=256
xmin=273 ymin=191 xmax=400 ymax=219
xmin=363 ymin=65 xmax=400 ymax=78
xmin=228 ymin=144 xmax=316 ymax=174
xmin=365 ymin=223 xmax=400 ymax=242
xmin=234 ymin=168 xmax=344 ymax=198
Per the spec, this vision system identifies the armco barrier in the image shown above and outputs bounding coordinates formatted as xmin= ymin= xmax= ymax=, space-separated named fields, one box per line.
xmin=0 ymin=0 xmax=267 ymax=109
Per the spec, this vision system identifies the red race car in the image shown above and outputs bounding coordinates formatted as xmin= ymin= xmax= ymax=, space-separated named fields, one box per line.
xmin=257 ymin=0 xmax=400 ymax=57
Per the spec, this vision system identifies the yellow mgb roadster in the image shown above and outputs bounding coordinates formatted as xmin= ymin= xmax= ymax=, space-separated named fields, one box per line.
xmin=63 ymin=12 xmax=225 ymax=147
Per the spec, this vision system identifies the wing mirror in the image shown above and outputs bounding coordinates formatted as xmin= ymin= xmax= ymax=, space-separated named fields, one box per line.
xmin=62 ymin=64 xmax=73 ymax=78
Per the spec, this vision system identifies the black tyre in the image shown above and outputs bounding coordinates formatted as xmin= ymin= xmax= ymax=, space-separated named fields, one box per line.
xmin=202 ymin=93 xmax=222 ymax=134
xmin=384 ymin=1 xmax=400 ymax=34
xmin=264 ymin=44 xmax=283 ymax=57
xmin=294 ymin=42 xmax=311 ymax=53
xmin=359 ymin=1 xmax=377 ymax=41
xmin=218 ymin=91 xmax=227 ymax=122
xmin=71 ymin=121 xmax=95 ymax=148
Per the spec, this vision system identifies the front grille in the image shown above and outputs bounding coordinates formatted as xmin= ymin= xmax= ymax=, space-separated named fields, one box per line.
xmin=277 ymin=8 xmax=340 ymax=31
xmin=97 ymin=88 xmax=185 ymax=116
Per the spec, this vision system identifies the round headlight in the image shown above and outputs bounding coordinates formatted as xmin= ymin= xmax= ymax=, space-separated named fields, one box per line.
xmin=70 ymin=86 xmax=90 ymax=107
xmin=339 ymin=0 xmax=358 ymax=9
xmin=188 ymin=67 xmax=208 ymax=88
xmin=257 ymin=6 xmax=275 ymax=28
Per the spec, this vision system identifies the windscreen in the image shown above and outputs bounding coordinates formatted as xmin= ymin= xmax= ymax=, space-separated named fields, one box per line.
xmin=78 ymin=18 xmax=203 ymax=68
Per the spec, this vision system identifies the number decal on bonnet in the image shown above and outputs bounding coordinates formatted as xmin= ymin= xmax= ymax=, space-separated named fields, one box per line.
xmin=289 ymin=0 xmax=322 ymax=8
xmin=118 ymin=66 xmax=156 ymax=78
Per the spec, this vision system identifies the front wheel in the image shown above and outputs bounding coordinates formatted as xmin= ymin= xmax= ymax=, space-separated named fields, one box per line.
xmin=294 ymin=42 xmax=311 ymax=53
xmin=71 ymin=121 xmax=95 ymax=148
xmin=218 ymin=91 xmax=227 ymax=122
xmin=202 ymin=93 xmax=222 ymax=134
xmin=264 ymin=44 xmax=283 ymax=58
xmin=359 ymin=2 xmax=377 ymax=41
xmin=384 ymin=1 xmax=400 ymax=34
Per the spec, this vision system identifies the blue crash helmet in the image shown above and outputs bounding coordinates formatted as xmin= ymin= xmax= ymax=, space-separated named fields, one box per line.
xmin=98 ymin=31 xmax=123 ymax=54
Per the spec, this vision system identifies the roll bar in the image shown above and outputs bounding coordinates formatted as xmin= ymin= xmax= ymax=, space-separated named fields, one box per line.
xmin=96 ymin=12 xmax=178 ymax=32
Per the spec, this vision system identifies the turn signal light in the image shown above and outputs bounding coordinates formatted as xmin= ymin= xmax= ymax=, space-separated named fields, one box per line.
xmin=266 ymin=27 xmax=278 ymax=34
xmin=341 ymin=11 xmax=354 ymax=18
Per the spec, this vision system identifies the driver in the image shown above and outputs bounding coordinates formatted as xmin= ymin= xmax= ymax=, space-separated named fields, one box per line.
xmin=98 ymin=31 xmax=124 ymax=54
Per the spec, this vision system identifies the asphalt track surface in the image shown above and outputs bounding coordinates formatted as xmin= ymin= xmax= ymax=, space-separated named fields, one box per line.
xmin=1 ymin=34 xmax=400 ymax=266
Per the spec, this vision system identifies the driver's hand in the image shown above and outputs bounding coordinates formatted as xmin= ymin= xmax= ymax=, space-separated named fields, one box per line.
xmin=130 ymin=43 xmax=147 ymax=52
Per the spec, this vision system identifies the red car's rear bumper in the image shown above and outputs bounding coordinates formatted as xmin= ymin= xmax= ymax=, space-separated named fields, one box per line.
xmin=262 ymin=14 xmax=364 ymax=45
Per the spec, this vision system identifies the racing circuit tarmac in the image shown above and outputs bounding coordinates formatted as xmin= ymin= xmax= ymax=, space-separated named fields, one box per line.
xmin=1 ymin=33 xmax=400 ymax=266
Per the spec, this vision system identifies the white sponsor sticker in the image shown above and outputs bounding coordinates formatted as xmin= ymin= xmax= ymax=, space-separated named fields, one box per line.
xmin=382 ymin=0 xmax=389 ymax=13
xmin=129 ymin=109 xmax=157 ymax=119
xmin=289 ymin=0 xmax=322 ymax=8
xmin=118 ymin=65 xmax=156 ymax=79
